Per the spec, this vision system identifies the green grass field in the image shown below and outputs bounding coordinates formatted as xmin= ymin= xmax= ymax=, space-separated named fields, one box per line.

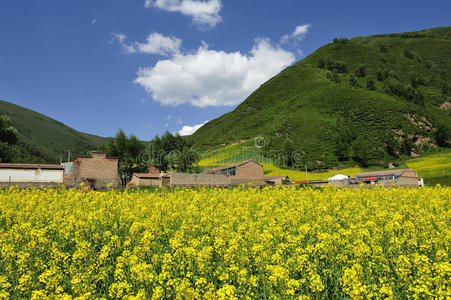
xmin=198 ymin=142 xmax=451 ymax=185
xmin=405 ymin=149 xmax=451 ymax=185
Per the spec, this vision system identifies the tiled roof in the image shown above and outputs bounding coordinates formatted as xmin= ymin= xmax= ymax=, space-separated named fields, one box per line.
xmin=355 ymin=169 xmax=414 ymax=177
xmin=0 ymin=163 xmax=64 ymax=170
xmin=210 ymin=160 xmax=263 ymax=172
xmin=133 ymin=173 xmax=161 ymax=179
xmin=264 ymin=176 xmax=288 ymax=180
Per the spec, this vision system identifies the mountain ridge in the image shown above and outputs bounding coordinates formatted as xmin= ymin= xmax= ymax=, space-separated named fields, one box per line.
xmin=0 ymin=99 xmax=107 ymax=163
xmin=192 ymin=26 xmax=451 ymax=170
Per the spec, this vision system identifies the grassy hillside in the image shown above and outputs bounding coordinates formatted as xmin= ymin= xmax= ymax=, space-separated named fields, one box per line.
xmin=193 ymin=27 xmax=451 ymax=171
xmin=0 ymin=99 xmax=107 ymax=163
xmin=198 ymin=141 xmax=451 ymax=185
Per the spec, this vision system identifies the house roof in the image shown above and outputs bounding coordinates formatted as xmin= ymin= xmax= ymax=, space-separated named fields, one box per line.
xmin=77 ymin=152 xmax=118 ymax=160
xmin=355 ymin=169 xmax=414 ymax=177
xmin=133 ymin=173 xmax=161 ymax=179
xmin=264 ymin=175 xmax=289 ymax=180
xmin=0 ymin=163 xmax=64 ymax=170
xmin=210 ymin=160 xmax=263 ymax=172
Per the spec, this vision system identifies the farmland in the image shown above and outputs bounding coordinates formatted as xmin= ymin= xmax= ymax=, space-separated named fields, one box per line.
xmin=198 ymin=141 xmax=451 ymax=185
xmin=0 ymin=186 xmax=449 ymax=298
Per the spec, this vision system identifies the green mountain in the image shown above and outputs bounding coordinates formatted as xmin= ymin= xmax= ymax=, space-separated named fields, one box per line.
xmin=0 ymin=99 xmax=107 ymax=163
xmin=193 ymin=27 xmax=451 ymax=170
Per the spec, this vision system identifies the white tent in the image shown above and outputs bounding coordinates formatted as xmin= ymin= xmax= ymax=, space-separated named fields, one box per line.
xmin=327 ymin=174 xmax=349 ymax=181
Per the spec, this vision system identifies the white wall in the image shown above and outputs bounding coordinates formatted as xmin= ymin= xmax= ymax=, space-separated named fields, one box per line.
xmin=0 ymin=169 xmax=63 ymax=183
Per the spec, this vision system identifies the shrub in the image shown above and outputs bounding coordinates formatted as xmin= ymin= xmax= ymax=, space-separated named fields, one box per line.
xmin=366 ymin=78 xmax=376 ymax=90
xmin=349 ymin=75 xmax=360 ymax=87
xmin=326 ymin=59 xmax=348 ymax=73
xmin=333 ymin=37 xmax=349 ymax=44
xmin=355 ymin=65 xmax=366 ymax=78
xmin=384 ymin=78 xmax=405 ymax=97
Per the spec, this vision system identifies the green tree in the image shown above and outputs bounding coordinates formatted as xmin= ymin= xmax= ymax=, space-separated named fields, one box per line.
xmin=334 ymin=118 xmax=353 ymax=162
xmin=355 ymin=65 xmax=366 ymax=78
xmin=442 ymin=82 xmax=449 ymax=95
xmin=435 ymin=122 xmax=451 ymax=147
xmin=366 ymin=78 xmax=376 ymax=90
xmin=102 ymin=129 xmax=146 ymax=184
xmin=147 ymin=131 xmax=197 ymax=172
xmin=282 ymin=138 xmax=296 ymax=167
xmin=349 ymin=75 xmax=360 ymax=87
xmin=0 ymin=116 xmax=18 ymax=163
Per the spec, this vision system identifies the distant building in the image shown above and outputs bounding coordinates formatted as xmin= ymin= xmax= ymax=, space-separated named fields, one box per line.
xmin=0 ymin=163 xmax=63 ymax=188
xmin=355 ymin=169 xmax=423 ymax=187
xmin=129 ymin=172 xmax=170 ymax=188
xmin=264 ymin=175 xmax=290 ymax=186
xmin=208 ymin=160 xmax=264 ymax=179
xmin=327 ymin=174 xmax=350 ymax=181
xmin=64 ymin=152 xmax=119 ymax=189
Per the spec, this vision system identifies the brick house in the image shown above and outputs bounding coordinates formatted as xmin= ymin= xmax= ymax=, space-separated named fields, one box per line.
xmin=129 ymin=172 xmax=170 ymax=188
xmin=209 ymin=160 xmax=264 ymax=179
xmin=65 ymin=152 xmax=119 ymax=189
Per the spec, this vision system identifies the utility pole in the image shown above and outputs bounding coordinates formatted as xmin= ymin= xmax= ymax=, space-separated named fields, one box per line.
xmin=305 ymin=165 xmax=309 ymax=185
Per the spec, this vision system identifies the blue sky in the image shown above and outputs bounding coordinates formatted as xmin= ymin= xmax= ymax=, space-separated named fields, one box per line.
xmin=0 ymin=0 xmax=450 ymax=140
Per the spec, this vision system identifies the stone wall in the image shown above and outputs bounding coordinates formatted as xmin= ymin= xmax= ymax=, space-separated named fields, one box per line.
xmin=170 ymin=173 xmax=231 ymax=187
xmin=230 ymin=178 xmax=267 ymax=187
xmin=395 ymin=176 xmax=421 ymax=187
xmin=0 ymin=182 xmax=61 ymax=189
xmin=131 ymin=176 xmax=162 ymax=187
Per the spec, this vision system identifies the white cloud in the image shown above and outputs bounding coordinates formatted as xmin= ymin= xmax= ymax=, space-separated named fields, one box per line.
xmin=177 ymin=120 xmax=208 ymax=136
xmin=281 ymin=23 xmax=311 ymax=44
xmin=145 ymin=0 xmax=222 ymax=28
xmin=111 ymin=33 xmax=136 ymax=54
xmin=135 ymin=33 xmax=181 ymax=55
xmin=134 ymin=38 xmax=295 ymax=107
xmin=91 ymin=18 xmax=97 ymax=24
xmin=112 ymin=32 xmax=181 ymax=56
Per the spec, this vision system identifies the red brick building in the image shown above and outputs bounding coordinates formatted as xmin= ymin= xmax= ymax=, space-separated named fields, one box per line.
xmin=65 ymin=152 xmax=119 ymax=189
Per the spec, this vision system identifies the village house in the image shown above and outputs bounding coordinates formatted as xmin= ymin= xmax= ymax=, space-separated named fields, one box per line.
xmin=129 ymin=173 xmax=170 ymax=188
xmin=355 ymin=169 xmax=423 ymax=187
xmin=264 ymin=175 xmax=290 ymax=186
xmin=0 ymin=163 xmax=64 ymax=188
xmin=208 ymin=160 xmax=264 ymax=179
xmin=128 ymin=167 xmax=170 ymax=188
xmin=63 ymin=152 xmax=119 ymax=189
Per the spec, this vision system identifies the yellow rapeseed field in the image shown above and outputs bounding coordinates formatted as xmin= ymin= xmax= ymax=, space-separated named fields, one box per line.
xmin=0 ymin=185 xmax=450 ymax=299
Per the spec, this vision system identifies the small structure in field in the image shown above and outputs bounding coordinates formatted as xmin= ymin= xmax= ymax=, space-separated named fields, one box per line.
xmin=129 ymin=172 xmax=170 ymax=188
xmin=327 ymin=174 xmax=349 ymax=181
xmin=64 ymin=152 xmax=119 ymax=189
xmin=355 ymin=169 xmax=423 ymax=187
xmin=264 ymin=175 xmax=290 ymax=186
xmin=0 ymin=163 xmax=63 ymax=188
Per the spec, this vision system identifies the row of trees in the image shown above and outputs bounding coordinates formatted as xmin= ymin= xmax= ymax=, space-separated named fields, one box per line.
xmin=99 ymin=130 xmax=200 ymax=183
xmin=0 ymin=116 xmax=17 ymax=163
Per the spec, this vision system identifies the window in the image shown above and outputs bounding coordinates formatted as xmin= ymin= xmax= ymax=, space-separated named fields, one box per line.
xmin=220 ymin=167 xmax=236 ymax=176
